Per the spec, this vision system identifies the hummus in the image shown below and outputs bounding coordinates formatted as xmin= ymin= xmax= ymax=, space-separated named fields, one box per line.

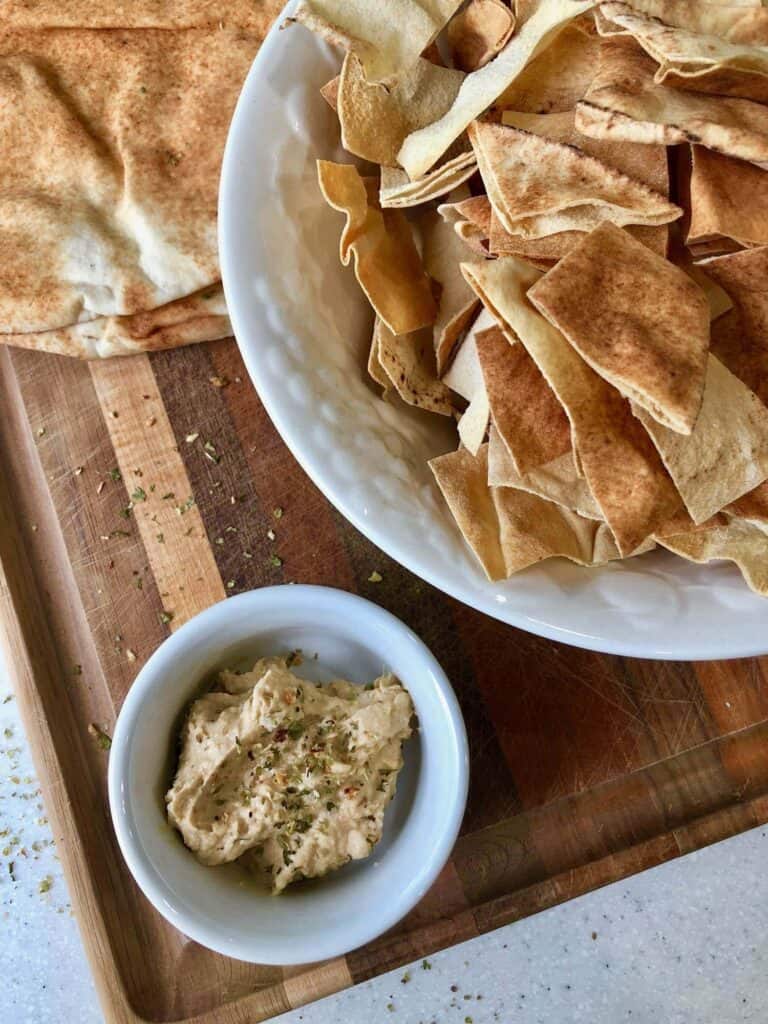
xmin=166 ymin=657 xmax=414 ymax=892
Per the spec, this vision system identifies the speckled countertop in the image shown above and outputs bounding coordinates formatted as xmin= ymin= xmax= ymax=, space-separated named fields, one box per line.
xmin=2 ymin=647 xmax=766 ymax=1024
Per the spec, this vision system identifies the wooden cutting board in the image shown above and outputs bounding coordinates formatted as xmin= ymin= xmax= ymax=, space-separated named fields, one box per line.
xmin=2 ymin=339 xmax=768 ymax=1022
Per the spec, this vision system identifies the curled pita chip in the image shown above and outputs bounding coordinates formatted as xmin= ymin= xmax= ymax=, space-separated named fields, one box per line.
xmin=495 ymin=21 xmax=600 ymax=113
xmin=634 ymin=354 xmax=768 ymax=523
xmin=397 ymin=0 xmax=595 ymax=179
xmin=379 ymin=149 xmax=477 ymax=208
xmin=596 ymin=0 xmax=768 ymax=46
xmin=420 ymin=199 xmax=481 ymax=375
xmin=443 ymin=307 xmax=496 ymax=452
xmin=338 ymin=54 xmax=465 ymax=166
xmin=575 ymin=38 xmax=768 ymax=168
xmin=689 ymin=146 xmax=768 ymax=249
xmin=429 ymin=443 xmax=634 ymax=581
xmin=487 ymin=426 xmax=602 ymax=518
xmin=447 ymin=0 xmax=517 ymax=72
xmin=317 ymin=161 xmax=436 ymax=335
xmin=374 ymin=318 xmax=454 ymax=415
xmin=599 ymin=2 xmax=768 ymax=102
xmin=461 ymin=256 xmax=682 ymax=554
xmin=289 ymin=0 xmax=463 ymax=84
xmin=475 ymin=322 xmax=572 ymax=474
xmin=659 ymin=517 xmax=768 ymax=597
xmin=2 ymin=285 xmax=231 ymax=359
xmin=368 ymin=324 xmax=393 ymax=395
xmin=528 ymin=223 xmax=710 ymax=434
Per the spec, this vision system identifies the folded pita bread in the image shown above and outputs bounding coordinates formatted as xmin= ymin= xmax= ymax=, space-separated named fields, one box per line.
xmin=596 ymin=0 xmax=768 ymax=46
xmin=475 ymin=322 xmax=572 ymax=474
xmin=3 ymin=285 xmax=230 ymax=359
xmin=495 ymin=21 xmax=600 ymax=113
xmin=337 ymin=54 xmax=465 ymax=166
xmin=461 ymin=256 xmax=682 ymax=554
xmin=528 ymin=223 xmax=710 ymax=434
xmin=634 ymin=354 xmax=768 ymax=523
xmin=429 ymin=443 xmax=635 ymax=581
xmin=447 ymin=0 xmax=516 ymax=72
xmin=317 ymin=161 xmax=437 ymax=335
xmin=379 ymin=150 xmax=477 ymax=208
xmin=659 ymin=516 xmax=768 ymax=596
xmin=289 ymin=0 xmax=463 ymax=84
xmin=487 ymin=426 xmax=601 ymax=518
xmin=469 ymin=120 xmax=680 ymax=239
xmin=575 ymin=38 xmax=768 ymax=168
xmin=398 ymin=0 xmax=595 ymax=179
xmin=0 ymin=25 xmax=266 ymax=335
xmin=689 ymin=146 xmax=768 ymax=249
xmin=373 ymin=318 xmax=454 ymax=416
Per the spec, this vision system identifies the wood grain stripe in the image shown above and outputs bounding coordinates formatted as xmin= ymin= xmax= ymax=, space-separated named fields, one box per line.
xmin=89 ymin=355 xmax=226 ymax=629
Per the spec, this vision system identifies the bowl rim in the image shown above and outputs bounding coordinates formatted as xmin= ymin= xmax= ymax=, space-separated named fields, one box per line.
xmin=107 ymin=584 xmax=469 ymax=964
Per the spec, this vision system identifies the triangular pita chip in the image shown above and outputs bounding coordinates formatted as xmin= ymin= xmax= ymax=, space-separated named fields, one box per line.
xmin=461 ymin=256 xmax=683 ymax=554
xmin=320 ymin=76 xmax=340 ymax=111
xmin=443 ymin=307 xmax=496 ymax=452
xmin=337 ymin=54 xmax=465 ymax=166
xmin=379 ymin=150 xmax=477 ymax=208
xmin=317 ymin=161 xmax=436 ymax=335
xmin=468 ymin=121 xmax=680 ymax=239
xmin=495 ymin=21 xmax=600 ymax=113
xmin=374 ymin=318 xmax=454 ymax=416
xmin=528 ymin=223 xmax=710 ymax=434
xmin=487 ymin=426 xmax=601 ymax=518
xmin=689 ymin=147 xmax=768 ymax=249
xmin=633 ymin=354 xmax=768 ymax=523
xmin=659 ymin=517 xmax=768 ymax=596
xmin=398 ymin=0 xmax=595 ymax=179
xmin=576 ymin=38 xmax=768 ymax=168
xmin=447 ymin=0 xmax=516 ymax=72
xmin=475 ymin=322 xmax=572 ymax=474
xmin=289 ymin=0 xmax=463 ymax=84
xmin=429 ymin=443 xmax=635 ymax=581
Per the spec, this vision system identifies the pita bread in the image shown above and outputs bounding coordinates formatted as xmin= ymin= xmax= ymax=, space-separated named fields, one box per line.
xmin=447 ymin=0 xmax=517 ymax=72
xmin=429 ymin=443 xmax=634 ymax=581
xmin=420 ymin=196 xmax=481 ymax=374
xmin=367 ymin=326 xmax=393 ymax=396
xmin=596 ymin=1 xmax=768 ymax=46
xmin=495 ymin=21 xmax=600 ymax=113
xmin=337 ymin=54 xmax=465 ymax=166
xmin=689 ymin=146 xmax=768 ymax=249
xmin=317 ymin=161 xmax=437 ymax=335
xmin=2 ymin=285 xmax=230 ymax=359
xmin=529 ymin=223 xmax=710 ymax=434
xmin=373 ymin=318 xmax=454 ymax=415
xmin=378 ymin=150 xmax=477 ymax=208
xmin=487 ymin=426 xmax=601 ymax=518
xmin=0 ymin=25 xmax=266 ymax=335
xmin=475 ymin=322 xmax=572 ymax=474
xmin=289 ymin=0 xmax=463 ymax=84
xmin=599 ymin=2 xmax=768 ymax=102
xmin=0 ymin=1 xmax=280 ymax=28
xmin=461 ymin=256 xmax=682 ymax=554
xmin=443 ymin=307 xmax=495 ymax=452
xmin=320 ymin=76 xmax=340 ymax=110
xmin=683 ymin=264 xmax=733 ymax=322
xmin=659 ymin=516 xmax=768 ymax=596
xmin=575 ymin=38 xmax=768 ymax=168
xmin=634 ymin=354 xmax=768 ymax=523
xmin=397 ymin=0 xmax=595 ymax=179
xmin=726 ymin=479 xmax=768 ymax=525
xmin=469 ymin=121 xmax=680 ymax=239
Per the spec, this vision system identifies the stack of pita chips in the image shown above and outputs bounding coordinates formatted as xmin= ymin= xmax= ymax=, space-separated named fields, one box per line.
xmin=299 ymin=0 xmax=768 ymax=597
xmin=0 ymin=1 xmax=281 ymax=358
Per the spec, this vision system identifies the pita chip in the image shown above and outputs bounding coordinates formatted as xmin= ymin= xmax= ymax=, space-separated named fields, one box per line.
xmin=634 ymin=354 xmax=768 ymax=523
xmin=0 ymin=1 xmax=282 ymax=29
xmin=289 ymin=0 xmax=463 ymax=84
xmin=379 ymin=150 xmax=477 ymax=208
xmin=475 ymin=322 xmax=572 ymax=474
xmin=689 ymin=146 xmax=768 ymax=250
xmin=320 ymin=76 xmax=340 ymax=111
xmin=575 ymin=38 xmax=768 ymax=169
xmin=337 ymin=54 xmax=465 ymax=166
xmin=447 ymin=0 xmax=517 ymax=72
xmin=461 ymin=256 xmax=683 ymax=554
xmin=397 ymin=0 xmax=596 ymax=179
xmin=659 ymin=517 xmax=768 ymax=597
xmin=374 ymin=318 xmax=454 ymax=416
xmin=726 ymin=479 xmax=768 ymax=526
xmin=495 ymin=21 xmax=600 ymax=113
xmin=528 ymin=223 xmax=710 ymax=434
xmin=429 ymin=443 xmax=633 ymax=581
xmin=317 ymin=161 xmax=436 ymax=335
xmin=487 ymin=426 xmax=601 ymax=518
xmin=596 ymin=1 xmax=768 ymax=46
xmin=443 ymin=307 xmax=496 ymax=452
xmin=438 ymin=194 xmax=493 ymax=254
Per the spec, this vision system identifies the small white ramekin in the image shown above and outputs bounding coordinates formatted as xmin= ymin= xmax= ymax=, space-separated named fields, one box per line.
xmin=108 ymin=585 xmax=468 ymax=964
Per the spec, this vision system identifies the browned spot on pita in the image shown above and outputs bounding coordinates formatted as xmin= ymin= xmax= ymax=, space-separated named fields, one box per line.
xmin=374 ymin=317 xmax=454 ymax=416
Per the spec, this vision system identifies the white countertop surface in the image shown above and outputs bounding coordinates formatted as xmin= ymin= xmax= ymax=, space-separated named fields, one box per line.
xmin=2 ymin=648 xmax=766 ymax=1024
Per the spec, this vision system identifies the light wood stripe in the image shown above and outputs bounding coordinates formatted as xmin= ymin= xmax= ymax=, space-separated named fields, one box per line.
xmin=282 ymin=958 xmax=353 ymax=1009
xmin=89 ymin=356 xmax=225 ymax=628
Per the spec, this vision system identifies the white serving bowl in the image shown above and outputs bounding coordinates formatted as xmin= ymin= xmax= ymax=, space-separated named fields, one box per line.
xmin=218 ymin=2 xmax=768 ymax=660
xmin=108 ymin=585 xmax=468 ymax=965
